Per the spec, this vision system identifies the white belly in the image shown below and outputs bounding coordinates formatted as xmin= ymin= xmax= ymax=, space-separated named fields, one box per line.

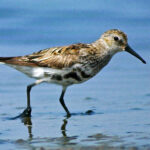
xmin=8 ymin=64 xmax=68 ymax=78
xmin=7 ymin=64 xmax=91 ymax=86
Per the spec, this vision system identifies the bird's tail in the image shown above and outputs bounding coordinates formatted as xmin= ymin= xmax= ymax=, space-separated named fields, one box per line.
xmin=0 ymin=56 xmax=38 ymax=67
xmin=0 ymin=57 xmax=15 ymax=64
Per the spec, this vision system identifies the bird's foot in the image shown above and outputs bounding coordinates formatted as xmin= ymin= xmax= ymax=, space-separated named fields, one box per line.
xmin=66 ymin=112 xmax=71 ymax=118
xmin=20 ymin=107 xmax=32 ymax=118
xmin=11 ymin=107 xmax=32 ymax=119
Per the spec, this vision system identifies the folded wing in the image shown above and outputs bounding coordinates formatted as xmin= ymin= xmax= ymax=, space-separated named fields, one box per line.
xmin=0 ymin=43 xmax=90 ymax=69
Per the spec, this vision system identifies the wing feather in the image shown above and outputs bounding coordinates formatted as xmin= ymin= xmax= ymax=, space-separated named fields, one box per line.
xmin=23 ymin=43 xmax=90 ymax=69
xmin=0 ymin=43 xmax=91 ymax=69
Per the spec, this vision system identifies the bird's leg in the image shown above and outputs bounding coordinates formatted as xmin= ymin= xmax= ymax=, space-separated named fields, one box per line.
xmin=14 ymin=79 xmax=44 ymax=118
xmin=20 ymin=83 xmax=36 ymax=117
xmin=59 ymin=86 xmax=71 ymax=117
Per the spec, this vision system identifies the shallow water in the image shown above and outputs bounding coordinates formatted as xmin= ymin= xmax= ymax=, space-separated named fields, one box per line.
xmin=0 ymin=0 xmax=150 ymax=149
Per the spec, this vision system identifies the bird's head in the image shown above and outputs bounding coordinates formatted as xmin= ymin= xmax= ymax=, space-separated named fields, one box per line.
xmin=100 ymin=29 xmax=146 ymax=64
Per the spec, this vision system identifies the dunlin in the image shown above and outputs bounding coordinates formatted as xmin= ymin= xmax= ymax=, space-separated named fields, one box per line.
xmin=0 ymin=29 xmax=146 ymax=117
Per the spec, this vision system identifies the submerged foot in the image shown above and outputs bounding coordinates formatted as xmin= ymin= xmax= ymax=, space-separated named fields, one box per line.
xmin=20 ymin=107 xmax=32 ymax=117
xmin=66 ymin=112 xmax=71 ymax=118
xmin=11 ymin=107 xmax=32 ymax=119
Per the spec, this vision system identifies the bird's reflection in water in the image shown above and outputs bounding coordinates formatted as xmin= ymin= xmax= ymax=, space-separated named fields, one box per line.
xmin=61 ymin=116 xmax=70 ymax=137
xmin=20 ymin=111 xmax=94 ymax=141
xmin=59 ymin=116 xmax=78 ymax=146
xmin=20 ymin=115 xmax=77 ymax=147
xmin=20 ymin=111 xmax=95 ymax=143
xmin=59 ymin=111 xmax=95 ymax=145
xmin=21 ymin=117 xmax=33 ymax=140
xmin=20 ymin=115 xmax=71 ymax=140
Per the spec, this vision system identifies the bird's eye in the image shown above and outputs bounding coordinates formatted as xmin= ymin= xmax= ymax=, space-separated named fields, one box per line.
xmin=114 ymin=36 xmax=119 ymax=41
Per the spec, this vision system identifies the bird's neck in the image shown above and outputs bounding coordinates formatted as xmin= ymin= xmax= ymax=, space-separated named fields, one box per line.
xmin=92 ymin=39 xmax=116 ymax=57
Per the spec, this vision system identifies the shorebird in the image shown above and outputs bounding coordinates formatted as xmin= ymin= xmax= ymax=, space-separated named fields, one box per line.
xmin=0 ymin=29 xmax=146 ymax=117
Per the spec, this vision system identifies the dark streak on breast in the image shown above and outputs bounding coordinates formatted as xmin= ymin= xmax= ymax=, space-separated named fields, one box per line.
xmin=51 ymin=74 xmax=62 ymax=81
xmin=76 ymin=67 xmax=91 ymax=78
xmin=64 ymin=72 xmax=81 ymax=81
xmin=80 ymin=71 xmax=91 ymax=78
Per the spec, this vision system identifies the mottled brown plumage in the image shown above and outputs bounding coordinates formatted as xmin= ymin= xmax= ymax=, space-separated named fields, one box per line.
xmin=0 ymin=43 xmax=96 ymax=69
xmin=0 ymin=29 xmax=146 ymax=117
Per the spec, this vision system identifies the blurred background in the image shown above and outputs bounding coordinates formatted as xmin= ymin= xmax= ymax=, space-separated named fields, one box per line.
xmin=0 ymin=0 xmax=150 ymax=149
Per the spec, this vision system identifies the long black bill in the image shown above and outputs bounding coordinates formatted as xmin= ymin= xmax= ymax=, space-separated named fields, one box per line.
xmin=125 ymin=45 xmax=146 ymax=64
